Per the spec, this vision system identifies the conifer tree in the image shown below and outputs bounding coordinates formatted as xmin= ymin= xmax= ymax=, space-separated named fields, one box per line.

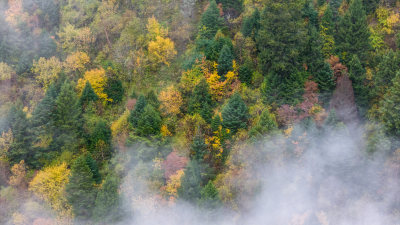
xmin=241 ymin=9 xmax=260 ymax=40
xmin=379 ymin=72 xmax=400 ymax=136
xmin=221 ymin=93 xmax=249 ymax=133
xmin=199 ymin=0 xmax=224 ymax=39
xmin=238 ymin=64 xmax=252 ymax=85
xmin=128 ymin=95 xmax=147 ymax=127
xmin=320 ymin=4 xmax=335 ymax=57
xmin=136 ymin=104 xmax=162 ymax=137
xmin=178 ymin=160 xmax=202 ymax=202
xmin=217 ymin=45 xmax=234 ymax=78
xmin=93 ymin=174 xmax=122 ymax=223
xmin=211 ymin=115 xmax=222 ymax=132
xmin=66 ymin=156 xmax=96 ymax=220
xmin=85 ymin=154 xmax=101 ymax=184
xmin=80 ymin=81 xmax=99 ymax=107
xmin=348 ymin=54 xmax=369 ymax=116
xmin=53 ymin=80 xmax=81 ymax=151
xmin=335 ymin=0 xmax=371 ymax=64
xmin=198 ymin=180 xmax=221 ymax=209
xmin=191 ymin=132 xmax=208 ymax=161
xmin=302 ymin=0 xmax=319 ymax=29
xmin=188 ymin=79 xmax=214 ymax=123
xmin=249 ymin=108 xmax=278 ymax=137
xmin=104 ymin=78 xmax=124 ymax=104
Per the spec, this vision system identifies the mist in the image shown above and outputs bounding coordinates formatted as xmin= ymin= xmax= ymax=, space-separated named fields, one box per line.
xmin=115 ymin=122 xmax=400 ymax=225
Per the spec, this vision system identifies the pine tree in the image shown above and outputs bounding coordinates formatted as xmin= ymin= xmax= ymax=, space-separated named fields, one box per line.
xmin=221 ymin=93 xmax=249 ymax=133
xmin=211 ymin=115 xmax=222 ymax=132
xmin=241 ymin=9 xmax=260 ymax=40
xmin=80 ymin=81 xmax=99 ymax=107
xmin=348 ymin=54 xmax=369 ymax=116
xmin=188 ymin=79 xmax=214 ymax=123
xmin=85 ymin=154 xmax=101 ymax=184
xmin=136 ymin=104 xmax=162 ymax=137
xmin=320 ymin=4 xmax=335 ymax=57
xmin=238 ymin=64 xmax=252 ymax=85
xmin=199 ymin=0 xmax=224 ymax=39
xmin=379 ymin=72 xmax=400 ymax=136
xmin=216 ymin=0 xmax=242 ymax=12
xmin=178 ymin=160 xmax=202 ymax=202
xmin=93 ymin=174 xmax=122 ymax=223
xmin=88 ymin=120 xmax=112 ymax=159
xmin=335 ymin=0 xmax=371 ymax=64
xmin=198 ymin=180 xmax=221 ymax=209
xmin=146 ymin=90 xmax=160 ymax=109
xmin=191 ymin=132 xmax=208 ymax=161
xmin=128 ymin=95 xmax=147 ymax=127
xmin=6 ymin=106 xmax=33 ymax=166
xmin=53 ymin=80 xmax=81 ymax=151
xmin=217 ymin=45 xmax=234 ymax=78
xmin=66 ymin=156 xmax=96 ymax=220
xmin=104 ymin=78 xmax=124 ymax=104
xmin=257 ymin=0 xmax=306 ymax=76
xmin=302 ymin=0 xmax=319 ymax=29
xmin=363 ymin=0 xmax=380 ymax=14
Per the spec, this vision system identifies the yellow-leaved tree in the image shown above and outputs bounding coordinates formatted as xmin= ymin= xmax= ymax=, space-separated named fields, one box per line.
xmin=0 ymin=62 xmax=16 ymax=81
xmin=77 ymin=68 xmax=110 ymax=102
xmin=29 ymin=163 xmax=72 ymax=219
xmin=147 ymin=17 xmax=177 ymax=67
xmin=158 ymin=85 xmax=183 ymax=116
xmin=32 ymin=57 xmax=63 ymax=90
xmin=64 ymin=51 xmax=90 ymax=76
xmin=164 ymin=169 xmax=184 ymax=201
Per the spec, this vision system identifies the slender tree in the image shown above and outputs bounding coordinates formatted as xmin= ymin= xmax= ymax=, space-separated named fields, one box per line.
xmin=221 ymin=93 xmax=249 ymax=133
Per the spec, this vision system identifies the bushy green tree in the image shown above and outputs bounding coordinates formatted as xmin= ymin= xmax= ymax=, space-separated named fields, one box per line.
xmin=191 ymin=133 xmax=208 ymax=161
xmin=302 ymin=0 xmax=318 ymax=29
xmin=217 ymin=45 xmax=234 ymax=78
xmin=348 ymin=55 xmax=369 ymax=116
xmin=93 ymin=174 xmax=122 ymax=223
xmin=238 ymin=64 xmax=252 ymax=85
xmin=198 ymin=180 xmax=221 ymax=209
xmin=178 ymin=160 xmax=202 ymax=202
xmin=80 ymin=81 xmax=99 ymax=107
xmin=216 ymin=0 xmax=242 ymax=12
xmin=128 ymin=95 xmax=147 ymax=127
xmin=241 ymin=9 xmax=260 ymax=40
xmin=188 ymin=79 xmax=214 ymax=123
xmin=136 ymin=105 xmax=162 ymax=137
xmin=379 ymin=72 xmax=400 ymax=136
xmin=66 ymin=156 xmax=96 ymax=220
xmin=221 ymin=93 xmax=249 ymax=133
xmin=199 ymin=0 xmax=224 ymax=39
xmin=104 ymin=78 xmax=124 ymax=104
xmin=249 ymin=108 xmax=278 ymax=137
xmin=211 ymin=115 xmax=222 ymax=132
xmin=85 ymin=153 xmax=101 ymax=184
xmin=335 ymin=0 xmax=371 ymax=63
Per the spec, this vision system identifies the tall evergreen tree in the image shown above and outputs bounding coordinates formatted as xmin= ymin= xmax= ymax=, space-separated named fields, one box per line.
xmin=379 ymin=72 xmax=400 ymax=136
xmin=6 ymin=106 xmax=33 ymax=166
xmin=136 ymin=104 xmax=162 ymax=137
xmin=104 ymin=78 xmax=124 ymax=104
xmin=221 ymin=93 xmax=249 ymax=133
xmin=128 ymin=95 xmax=147 ymax=127
xmin=191 ymin=132 xmax=208 ymax=161
xmin=320 ymin=4 xmax=335 ymax=57
xmin=211 ymin=115 xmax=222 ymax=132
xmin=241 ymin=9 xmax=260 ymax=40
xmin=348 ymin=54 xmax=369 ymax=117
xmin=198 ymin=180 xmax=221 ymax=209
xmin=238 ymin=64 xmax=252 ymax=85
xmin=249 ymin=108 xmax=278 ymax=138
xmin=335 ymin=0 xmax=371 ymax=64
xmin=85 ymin=154 xmax=101 ymax=184
xmin=178 ymin=160 xmax=203 ymax=202
xmin=257 ymin=0 xmax=306 ymax=76
xmin=53 ymin=80 xmax=81 ymax=151
xmin=93 ymin=174 xmax=122 ymax=223
xmin=199 ymin=0 xmax=224 ymax=39
xmin=302 ymin=0 xmax=319 ymax=29
xmin=217 ymin=45 xmax=234 ymax=78
xmin=80 ymin=81 xmax=98 ymax=107
xmin=66 ymin=156 xmax=96 ymax=220
xmin=188 ymin=79 xmax=214 ymax=123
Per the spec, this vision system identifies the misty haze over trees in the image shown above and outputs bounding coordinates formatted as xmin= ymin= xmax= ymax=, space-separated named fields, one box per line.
xmin=0 ymin=0 xmax=399 ymax=224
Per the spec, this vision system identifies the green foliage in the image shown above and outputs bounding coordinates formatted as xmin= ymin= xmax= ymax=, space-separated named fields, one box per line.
xmin=249 ymin=108 xmax=278 ymax=138
xmin=80 ymin=81 xmax=99 ymax=107
xmin=221 ymin=93 xmax=249 ymax=133
xmin=238 ymin=64 xmax=252 ymax=85
xmin=199 ymin=0 xmax=224 ymax=39
xmin=93 ymin=174 xmax=122 ymax=223
xmin=191 ymin=133 xmax=208 ymax=161
xmin=211 ymin=115 xmax=222 ymax=132
xmin=178 ymin=160 xmax=202 ymax=202
xmin=188 ymin=79 xmax=214 ymax=123
xmin=85 ymin=154 xmax=101 ymax=184
xmin=104 ymin=78 xmax=124 ymax=104
xmin=335 ymin=0 xmax=371 ymax=63
xmin=348 ymin=55 xmax=369 ymax=117
xmin=379 ymin=72 xmax=400 ymax=136
xmin=241 ymin=9 xmax=260 ymax=40
xmin=216 ymin=0 xmax=243 ymax=12
xmin=146 ymin=90 xmax=160 ymax=109
xmin=198 ymin=180 xmax=221 ymax=209
xmin=217 ymin=45 xmax=234 ymax=78
xmin=136 ymin=105 xmax=162 ymax=137
xmin=128 ymin=95 xmax=147 ymax=127
xmin=302 ymin=0 xmax=318 ymax=29
xmin=66 ymin=156 xmax=96 ymax=219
